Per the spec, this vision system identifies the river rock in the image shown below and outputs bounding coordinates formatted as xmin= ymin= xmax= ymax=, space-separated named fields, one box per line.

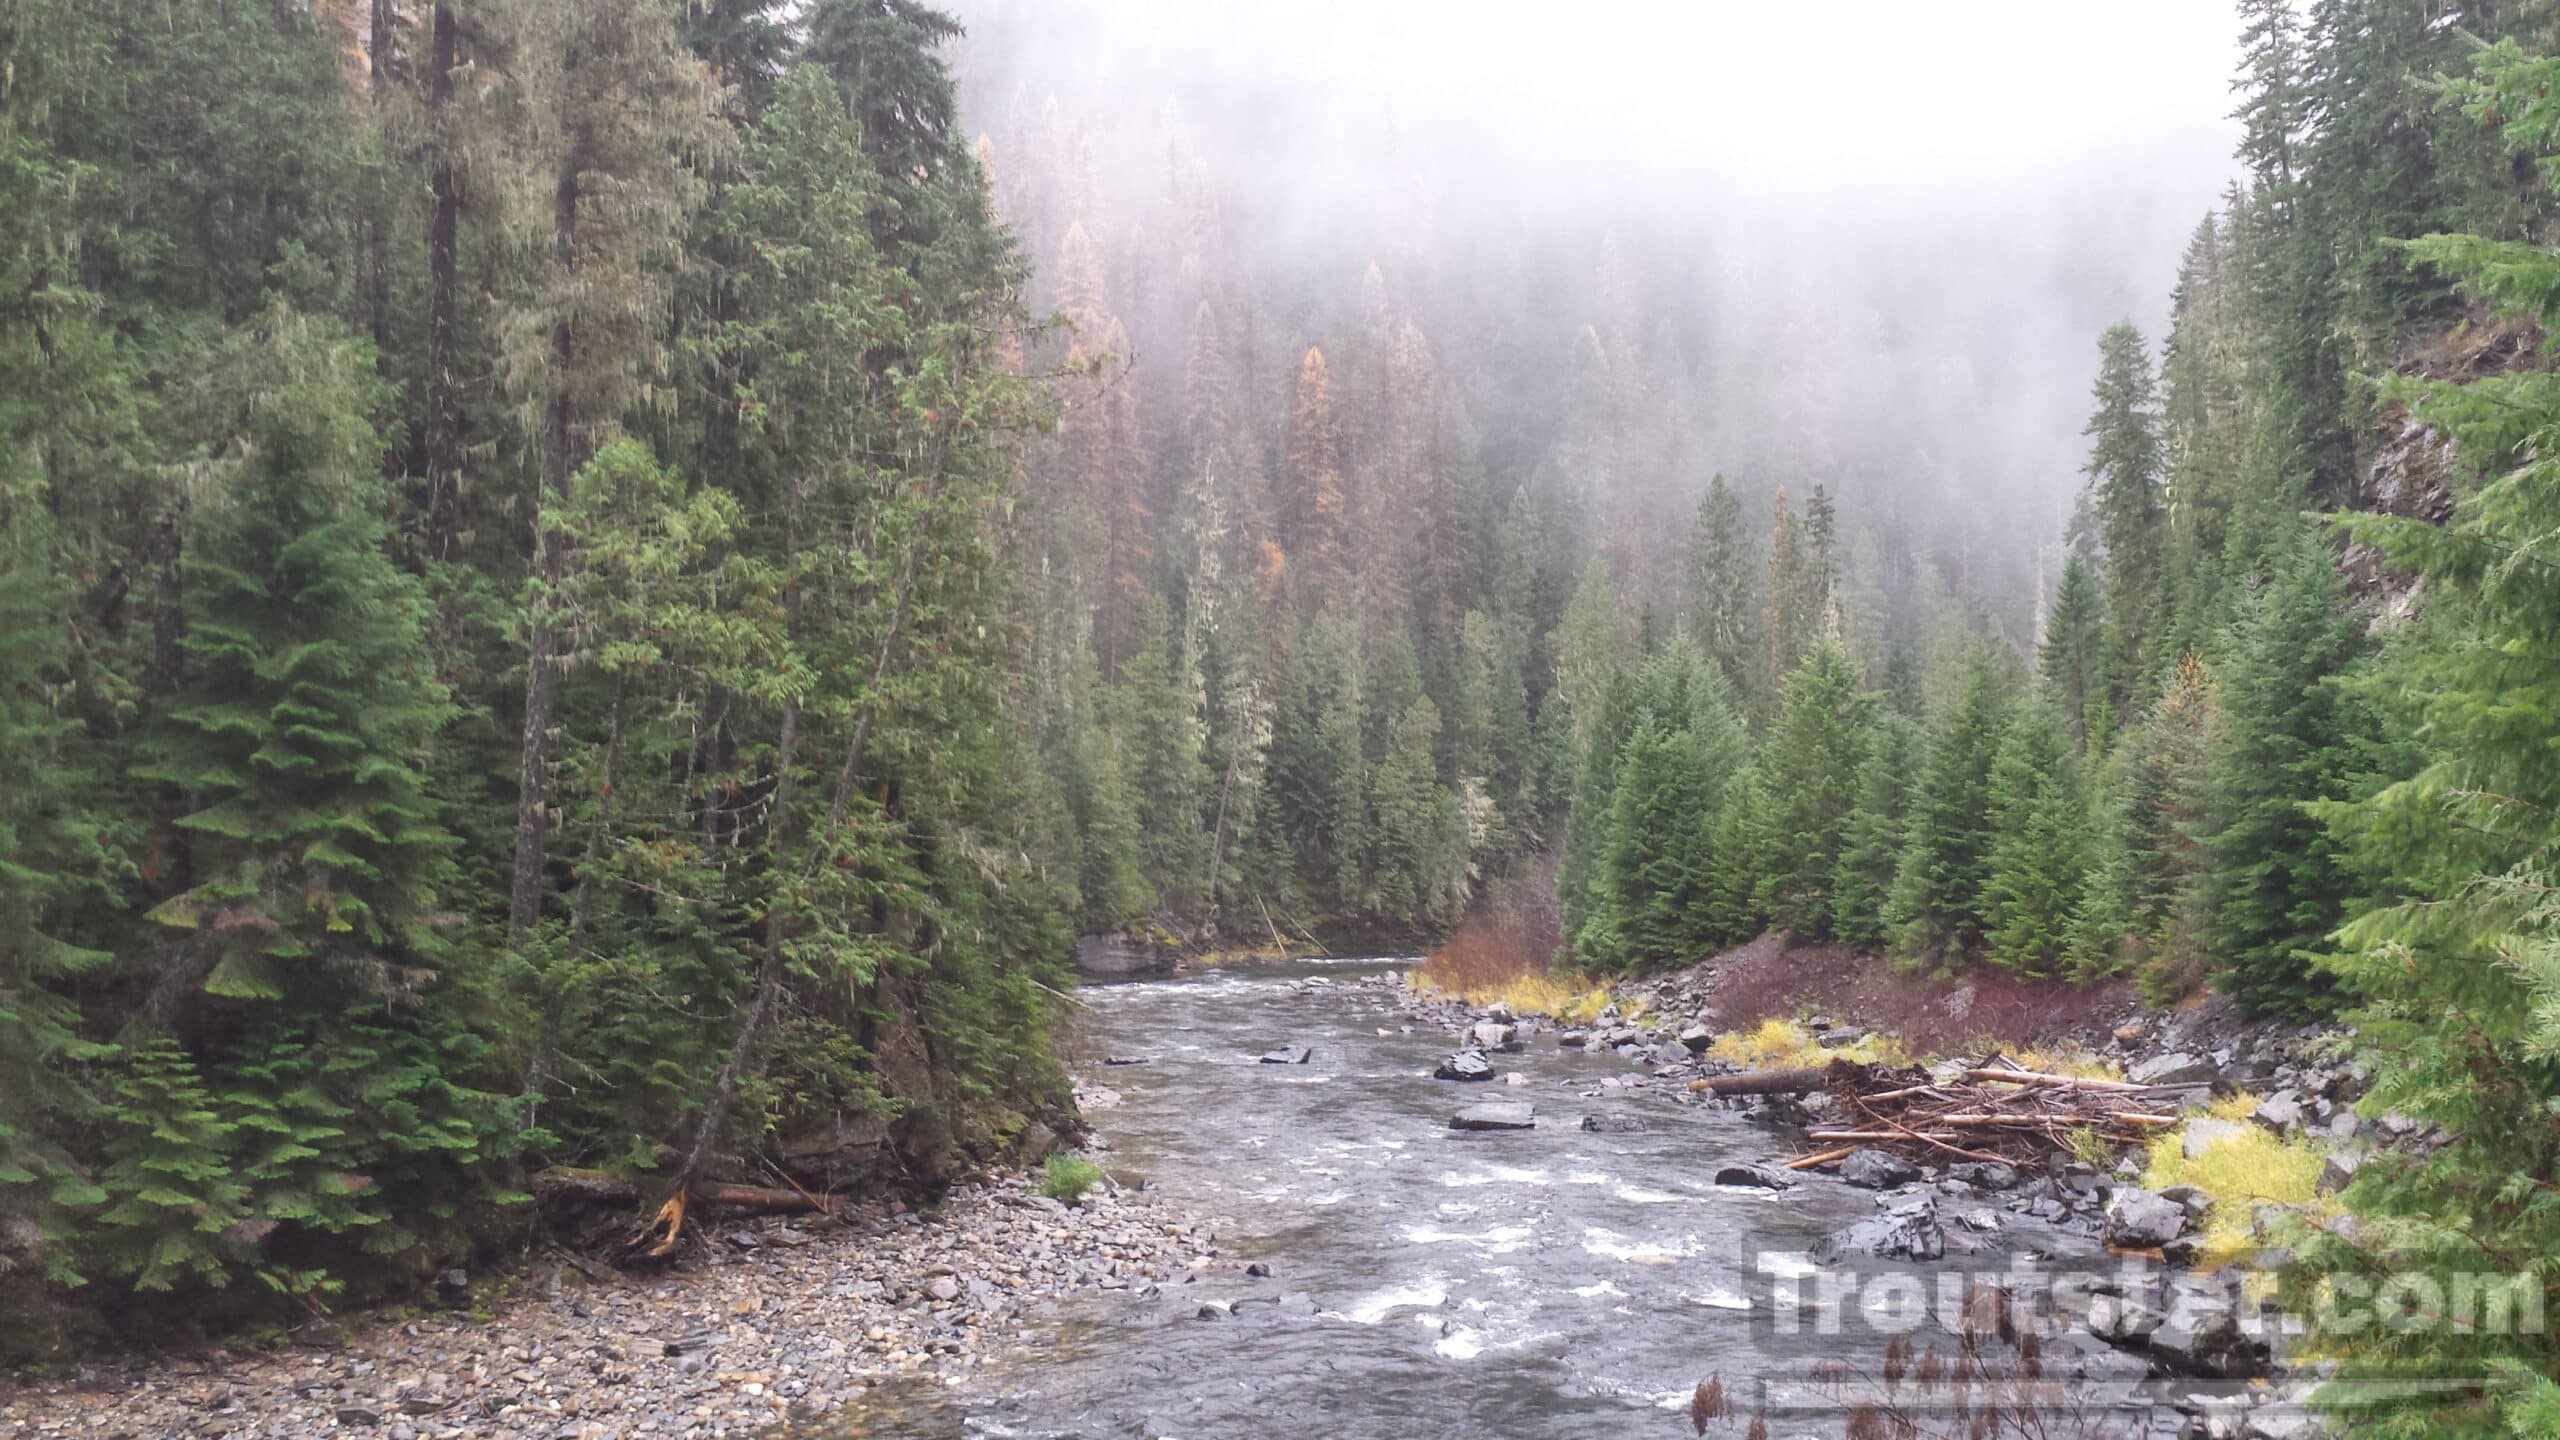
xmin=1838 ymin=1147 xmax=1921 ymax=1189
xmin=1713 ymin=1163 xmax=1795 ymax=1190
xmin=1678 ymin=1024 xmax=1714 ymax=1054
xmin=1947 ymin=1161 xmax=2018 ymax=1191
xmin=2103 ymin=1187 xmax=2188 ymax=1250
xmin=1810 ymin=1194 xmax=1944 ymax=1264
xmin=1470 ymin=1021 xmax=1522 ymax=1053
xmin=1434 ymin=1051 xmax=1494 ymax=1082
xmin=2318 ymin=1148 xmax=2363 ymax=1194
xmin=1557 ymin=1029 xmax=1588 ymax=1048
xmin=1578 ymin=1114 xmax=1645 ymax=1133
xmin=2129 ymin=1051 xmax=2217 ymax=1087
xmin=1451 ymin=1103 xmax=1535 ymax=1131
xmin=1259 ymin=1045 xmax=1312 ymax=1065
xmin=1650 ymin=1041 xmax=1692 ymax=1067
xmin=2251 ymin=1091 xmax=2305 ymax=1133
xmin=2183 ymin=1117 xmax=2248 ymax=1161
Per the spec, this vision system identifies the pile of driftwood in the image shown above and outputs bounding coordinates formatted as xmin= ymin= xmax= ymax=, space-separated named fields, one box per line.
xmin=1689 ymin=1055 xmax=2201 ymax=1169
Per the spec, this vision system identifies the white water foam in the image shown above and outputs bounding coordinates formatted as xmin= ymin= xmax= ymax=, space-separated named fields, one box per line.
xmin=1335 ymin=1279 xmax=1449 ymax=1324
xmin=1613 ymin=1184 xmax=1687 ymax=1205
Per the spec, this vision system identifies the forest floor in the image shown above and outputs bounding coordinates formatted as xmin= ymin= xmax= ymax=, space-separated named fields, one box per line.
xmin=0 ymin=1177 xmax=1219 ymax=1440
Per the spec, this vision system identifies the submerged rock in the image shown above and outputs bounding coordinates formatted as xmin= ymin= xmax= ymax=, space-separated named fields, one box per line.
xmin=1578 ymin=1114 xmax=1645 ymax=1134
xmin=1450 ymin=1103 xmax=1536 ymax=1131
xmin=1258 ymin=1045 xmax=1312 ymax=1065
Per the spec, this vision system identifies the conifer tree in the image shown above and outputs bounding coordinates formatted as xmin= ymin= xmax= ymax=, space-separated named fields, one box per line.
xmin=1979 ymin=696 xmax=2091 ymax=977
xmin=2198 ymin=537 xmax=2370 ymax=1018
xmin=1753 ymin=639 xmax=1874 ymax=939
xmin=1830 ymin=715 xmax=1918 ymax=951
xmin=2082 ymin=323 xmax=2166 ymax=701
xmin=2039 ymin=550 xmax=2109 ymax=751
xmin=1284 ymin=345 xmax=1349 ymax=604
xmin=2069 ymin=654 xmax=2218 ymax=988
xmin=1885 ymin=649 xmax=2013 ymax=968
xmin=1603 ymin=722 xmax=1715 ymax=968
xmin=1684 ymin=475 xmax=1760 ymax=697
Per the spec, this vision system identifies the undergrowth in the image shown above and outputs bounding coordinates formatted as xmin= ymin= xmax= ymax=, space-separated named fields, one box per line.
xmin=2142 ymin=1095 xmax=2330 ymax=1266
xmin=1707 ymin=1017 xmax=1909 ymax=1069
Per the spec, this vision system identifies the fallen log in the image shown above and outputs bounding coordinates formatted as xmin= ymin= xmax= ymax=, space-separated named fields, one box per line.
xmin=1688 ymin=1066 xmax=1834 ymax=1097
xmin=533 ymin=1166 xmax=837 ymax=1217
xmin=1783 ymin=1145 xmax=1859 ymax=1171
xmin=1959 ymin=1067 xmax=2143 ymax=1093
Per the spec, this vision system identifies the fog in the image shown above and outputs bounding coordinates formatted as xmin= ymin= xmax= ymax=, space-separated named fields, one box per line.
xmin=947 ymin=0 xmax=2247 ymax=626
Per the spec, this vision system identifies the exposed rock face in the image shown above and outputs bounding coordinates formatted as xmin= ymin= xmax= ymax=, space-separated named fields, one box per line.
xmin=1449 ymin=1103 xmax=1535 ymax=1131
xmin=1075 ymin=933 xmax=1179 ymax=978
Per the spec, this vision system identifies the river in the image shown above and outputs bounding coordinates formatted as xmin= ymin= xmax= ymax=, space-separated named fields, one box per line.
xmin=813 ymin=957 xmax=2169 ymax=1439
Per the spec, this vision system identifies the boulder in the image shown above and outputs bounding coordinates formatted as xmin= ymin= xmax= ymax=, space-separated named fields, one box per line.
xmin=1650 ymin=1041 xmax=1693 ymax=1067
xmin=1450 ymin=1103 xmax=1536 ymax=1131
xmin=2251 ymin=1092 xmax=2305 ymax=1133
xmin=1578 ymin=1114 xmax=1645 ymax=1134
xmin=2128 ymin=1052 xmax=2218 ymax=1087
xmin=1557 ymin=1030 xmax=1589 ymax=1049
xmin=1434 ymin=1051 xmax=1494 ymax=1082
xmin=1259 ymin=1045 xmax=1312 ymax=1065
xmin=1816 ymin=1027 xmax=1868 ymax=1047
xmin=1470 ymin=1021 xmax=1522 ymax=1053
xmin=1713 ymin=1163 xmax=1796 ymax=1190
xmin=1678 ymin=1024 xmax=1715 ymax=1054
xmin=1838 ymin=1147 xmax=1921 ymax=1190
xmin=2317 ymin=1148 xmax=2364 ymax=1195
xmin=1810 ymin=1194 xmax=1945 ymax=1264
xmin=2102 ymin=1187 xmax=2188 ymax=1250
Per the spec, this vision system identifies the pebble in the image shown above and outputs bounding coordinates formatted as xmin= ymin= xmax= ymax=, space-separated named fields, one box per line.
xmin=0 ymin=1179 xmax=1210 ymax=1440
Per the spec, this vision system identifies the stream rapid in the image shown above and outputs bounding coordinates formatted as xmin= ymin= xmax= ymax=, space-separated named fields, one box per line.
xmin=813 ymin=957 xmax=2118 ymax=1438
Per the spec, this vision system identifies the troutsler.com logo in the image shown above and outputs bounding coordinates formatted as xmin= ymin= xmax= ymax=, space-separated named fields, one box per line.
xmin=1686 ymin=1246 xmax=2545 ymax=1434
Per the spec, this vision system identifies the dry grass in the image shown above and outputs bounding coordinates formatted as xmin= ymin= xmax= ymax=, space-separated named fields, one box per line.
xmin=2007 ymin=1043 xmax=2123 ymax=1082
xmin=2142 ymin=1094 xmax=2330 ymax=1267
xmin=1706 ymin=1017 xmax=1908 ymax=1069
xmin=1408 ymin=894 xmax=1612 ymax=1022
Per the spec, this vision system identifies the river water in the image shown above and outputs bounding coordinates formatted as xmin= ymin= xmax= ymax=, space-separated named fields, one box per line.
xmin=814 ymin=958 xmax=2155 ymax=1439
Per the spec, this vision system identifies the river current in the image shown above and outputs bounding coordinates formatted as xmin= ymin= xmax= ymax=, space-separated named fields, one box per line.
xmin=815 ymin=957 xmax=2135 ymax=1439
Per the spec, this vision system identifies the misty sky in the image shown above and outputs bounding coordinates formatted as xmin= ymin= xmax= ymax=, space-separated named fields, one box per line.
xmin=949 ymin=0 xmax=2254 ymax=586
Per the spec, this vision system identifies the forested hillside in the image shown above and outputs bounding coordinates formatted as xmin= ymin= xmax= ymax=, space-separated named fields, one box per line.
xmin=0 ymin=0 xmax=1083 ymax=1347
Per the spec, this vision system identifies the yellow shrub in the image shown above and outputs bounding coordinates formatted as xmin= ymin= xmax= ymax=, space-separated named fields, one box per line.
xmin=1708 ymin=1018 xmax=1907 ymax=1069
xmin=2142 ymin=1100 xmax=2329 ymax=1267
xmin=2008 ymin=1045 xmax=2123 ymax=1082
xmin=1407 ymin=970 xmax=1613 ymax=1024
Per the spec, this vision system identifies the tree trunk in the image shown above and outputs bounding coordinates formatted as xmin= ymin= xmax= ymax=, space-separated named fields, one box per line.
xmin=508 ymin=52 xmax=583 ymax=945
xmin=422 ymin=1 xmax=461 ymax=557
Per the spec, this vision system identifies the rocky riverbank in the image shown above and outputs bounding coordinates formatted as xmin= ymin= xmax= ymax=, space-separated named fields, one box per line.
xmin=1386 ymin=965 xmax=2369 ymax=1440
xmin=0 ymin=1179 xmax=1220 ymax=1440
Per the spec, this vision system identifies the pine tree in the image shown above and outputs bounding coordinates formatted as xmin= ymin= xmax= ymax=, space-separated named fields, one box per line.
xmin=1753 ymin=639 xmax=1874 ymax=939
xmin=1979 ymin=696 xmax=2091 ymax=977
xmin=2039 ymin=549 xmax=2108 ymax=750
xmin=1603 ymin=721 xmax=1715 ymax=968
xmin=1885 ymin=649 xmax=2013 ymax=968
xmin=1684 ymin=475 xmax=1760 ymax=697
xmin=1284 ymin=345 xmax=1349 ymax=604
xmin=1764 ymin=486 xmax=1811 ymax=697
xmin=2082 ymin=323 xmax=2166 ymax=701
xmin=2069 ymin=654 xmax=2218 ymax=988
xmin=2198 ymin=537 xmax=2369 ymax=1019
xmin=1830 ymin=715 xmax=1918 ymax=951
xmin=1369 ymin=698 xmax=1464 ymax=928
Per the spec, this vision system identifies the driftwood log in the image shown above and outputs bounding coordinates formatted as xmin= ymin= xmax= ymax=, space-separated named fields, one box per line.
xmin=532 ymin=1167 xmax=838 ymax=1217
xmin=1689 ymin=1055 xmax=2197 ymax=1169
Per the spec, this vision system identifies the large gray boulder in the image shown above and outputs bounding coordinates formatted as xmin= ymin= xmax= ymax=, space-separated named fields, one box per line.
xmin=1713 ymin=1163 xmax=1796 ymax=1191
xmin=2102 ymin=1187 xmax=2188 ymax=1250
xmin=1810 ymin=1194 xmax=1945 ymax=1264
xmin=1450 ymin=1103 xmax=1536 ymax=1131
xmin=2182 ymin=1117 xmax=2249 ymax=1162
xmin=2129 ymin=1051 xmax=2218 ymax=1087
